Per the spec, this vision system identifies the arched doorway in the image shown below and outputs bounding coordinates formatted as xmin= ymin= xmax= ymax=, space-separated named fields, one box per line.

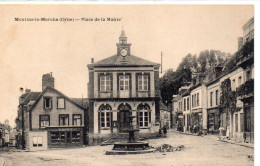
xmin=118 ymin=103 xmax=131 ymax=133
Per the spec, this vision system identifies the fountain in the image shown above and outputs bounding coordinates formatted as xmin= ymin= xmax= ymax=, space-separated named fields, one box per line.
xmin=106 ymin=115 xmax=156 ymax=155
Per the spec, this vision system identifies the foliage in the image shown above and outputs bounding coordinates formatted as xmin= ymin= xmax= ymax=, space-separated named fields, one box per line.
xmin=159 ymin=50 xmax=230 ymax=105
xmin=220 ymin=78 xmax=237 ymax=112
xmin=236 ymin=79 xmax=254 ymax=97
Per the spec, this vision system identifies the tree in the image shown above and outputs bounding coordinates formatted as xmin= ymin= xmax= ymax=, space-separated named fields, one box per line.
xmin=159 ymin=50 xmax=230 ymax=105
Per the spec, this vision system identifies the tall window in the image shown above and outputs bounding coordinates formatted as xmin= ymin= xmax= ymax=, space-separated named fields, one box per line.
xmin=59 ymin=114 xmax=69 ymax=126
xmin=44 ymin=97 xmax=52 ymax=109
xmin=57 ymin=98 xmax=65 ymax=109
xmin=33 ymin=136 xmax=43 ymax=147
xmin=100 ymin=75 xmax=111 ymax=91
xmin=119 ymin=75 xmax=129 ymax=90
xmin=184 ymin=99 xmax=186 ymax=111
xmin=138 ymin=104 xmax=150 ymax=127
xmin=73 ymin=114 xmax=82 ymax=126
xmin=138 ymin=75 xmax=148 ymax=91
xmin=99 ymin=104 xmax=112 ymax=128
xmin=187 ymin=97 xmax=190 ymax=110
xmin=210 ymin=92 xmax=213 ymax=107
xmin=197 ymin=93 xmax=199 ymax=106
xmin=40 ymin=115 xmax=50 ymax=128
xmin=216 ymin=90 xmax=219 ymax=105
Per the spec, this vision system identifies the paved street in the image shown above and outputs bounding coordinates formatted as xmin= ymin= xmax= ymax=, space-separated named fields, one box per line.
xmin=0 ymin=130 xmax=254 ymax=166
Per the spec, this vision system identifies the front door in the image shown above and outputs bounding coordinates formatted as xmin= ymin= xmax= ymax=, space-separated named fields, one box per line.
xmin=118 ymin=103 xmax=132 ymax=133
xmin=118 ymin=110 xmax=131 ymax=133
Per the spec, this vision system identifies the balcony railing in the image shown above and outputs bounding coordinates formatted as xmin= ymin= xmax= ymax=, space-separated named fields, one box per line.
xmin=236 ymin=79 xmax=254 ymax=99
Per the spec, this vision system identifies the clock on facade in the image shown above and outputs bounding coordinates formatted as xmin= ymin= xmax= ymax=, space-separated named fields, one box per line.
xmin=120 ymin=48 xmax=128 ymax=57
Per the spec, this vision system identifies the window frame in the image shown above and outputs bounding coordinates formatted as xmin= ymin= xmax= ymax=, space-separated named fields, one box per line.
xmin=137 ymin=104 xmax=150 ymax=128
xmin=59 ymin=114 xmax=69 ymax=126
xmin=57 ymin=97 xmax=66 ymax=109
xmin=100 ymin=75 xmax=111 ymax=92
xmin=43 ymin=97 xmax=53 ymax=110
xmin=33 ymin=136 xmax=43 ymax=147
xmin=98 ymin=104 xmax=112 ymax=129
xmin=39 ymin=115 xmax=50 ymax=128
xmin=210 ymin=91 xmax=213 ymax=107
xmin=72 ymin=114 xmax=82 ymax=126
xmin=137 ymin=74 xmax=149 ymax=91
xmin=119 ymin=74 xmax=130 ymax=91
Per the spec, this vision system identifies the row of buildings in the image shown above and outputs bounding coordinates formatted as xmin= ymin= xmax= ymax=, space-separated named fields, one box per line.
xmin=16 ymin=29 xmax=171 ymax=150
xmin=172 ymin=17 xmax=254 ymax=143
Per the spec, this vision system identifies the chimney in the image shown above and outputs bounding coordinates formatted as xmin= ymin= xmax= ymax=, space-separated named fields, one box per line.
xmin=42 ymin=73 xmax=55 ymax=91
xmin=25 ymin=89 xmax=31 ymax=94
xmin=91 ymin=58 xmax=94 ymax=63
xmin=238 ymin=37 xmax=243 ymax=50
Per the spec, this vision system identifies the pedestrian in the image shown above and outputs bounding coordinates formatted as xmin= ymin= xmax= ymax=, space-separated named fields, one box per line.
xmin=163 ymin=125 xmax=167 ymax=137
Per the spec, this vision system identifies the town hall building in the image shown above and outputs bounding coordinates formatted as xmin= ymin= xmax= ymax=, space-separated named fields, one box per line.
xmin=87 ymin=30 xmax=161 ymax=139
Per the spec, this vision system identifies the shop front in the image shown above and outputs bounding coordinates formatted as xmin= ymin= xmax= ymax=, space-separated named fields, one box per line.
xmin=207 ymin=108 xmax=220 ymax=134
xmin=47 ymin=126 xmax=84 ymax=148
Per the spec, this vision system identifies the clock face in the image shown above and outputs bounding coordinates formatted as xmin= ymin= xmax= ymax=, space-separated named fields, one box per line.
xmin=120 ymin=48 xmax=128 ymax=57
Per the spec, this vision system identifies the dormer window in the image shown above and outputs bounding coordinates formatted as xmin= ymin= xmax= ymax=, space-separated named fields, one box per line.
xmin=44 ymin=97 xmax=52 ymax=109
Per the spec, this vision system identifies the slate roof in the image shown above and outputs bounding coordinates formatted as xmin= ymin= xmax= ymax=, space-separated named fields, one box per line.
xmin=71 ymin=98 xmax=89 ymax=108
xmin=88 ymin=54 xmax=160 ymax=68
xmin=21 ymin=92 xmax=41 ymax=105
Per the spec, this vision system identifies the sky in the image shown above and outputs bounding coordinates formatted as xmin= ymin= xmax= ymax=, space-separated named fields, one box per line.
xmin=0 ymin=5 xmax=254 ymax=127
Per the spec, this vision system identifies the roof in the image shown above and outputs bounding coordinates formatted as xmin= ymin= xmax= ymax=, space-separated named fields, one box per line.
xmin=21 ymin=92 xmax=41 ymax=105
xmin=160 ymin=101 xmax=169 ymax=111
xmin=71 ymin=98 xmax=89 ymax=108
xmin=88 ymin=54 xmax=160 ymax=68
xmin=28 ymin=85 xmax=87 ymax=112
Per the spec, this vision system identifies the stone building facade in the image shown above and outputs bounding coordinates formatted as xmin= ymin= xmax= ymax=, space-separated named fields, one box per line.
xmin=87 ymin=30 xmax=161 ymax=140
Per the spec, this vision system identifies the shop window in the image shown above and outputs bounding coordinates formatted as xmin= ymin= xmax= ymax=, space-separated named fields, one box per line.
xmin=119 ymin=75 xmax=129 ymax=90
xmin=57 ymin=98 xmax=65 ymax=109
xmin=73 ymin=114 xmax=82 ymax=126
xmin=33 ymin=136 xmax=43 ymax=147
xmin=50 ymin=132 xmax=60 ymax=144
xmin=138 ymin=74 xmax=148 ymax=91
xmin=100 ymin=75 xmax=111 ymax=92
xmin=59 ymin=114 xmax=69 ymax=126
xmin=137 ymin=104 xmax=150 ymax=127
xmin=240 ymin=113 xmax=244 ymax=132
xmin=72 ymin=131 xmax=81 ymax=143
xmin=39 ymin=115 xmax=50 ymax=128
xmin=44 ymin=97 xmax=52 ymax=109
xmin=99 ymin=104 xmax=112 ymax=128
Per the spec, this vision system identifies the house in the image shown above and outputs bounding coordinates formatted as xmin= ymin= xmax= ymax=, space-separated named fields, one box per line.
xmin=17 ymin=73 xmax=88 ymax=150
xmin=87 ymin=29 xmax=161 ymax=141
xmin=159 ymin=102 xmax=171 ymax=129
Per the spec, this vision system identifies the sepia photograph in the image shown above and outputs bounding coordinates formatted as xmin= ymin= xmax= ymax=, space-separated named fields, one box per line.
xmin=0 ymin=4 xmax=255 ymax=166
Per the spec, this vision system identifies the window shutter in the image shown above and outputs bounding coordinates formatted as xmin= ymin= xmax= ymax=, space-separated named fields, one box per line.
xmin=110 ymin=112 xmax=113 ymax=132
xmin=51 ymin=99 xmax=53 ymax=109
xmin=98 ymin=112 xmax=100 ymax=133
xmin=149 ymin=111 xmax=151 ymax=123
xmin=43 ymin=98 xmax=45 ymax=108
